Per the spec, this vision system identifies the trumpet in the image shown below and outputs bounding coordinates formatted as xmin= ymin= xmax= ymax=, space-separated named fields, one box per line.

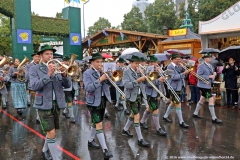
xmin=139 ymin=64 xmax=168 ymax=101
xmin=156 ymin=64 xmax=180 ymax=103
xmin=92 ymin=66 xmax=126 ymax=100
xmin=179 ymin=60 xmax=210 ymax=85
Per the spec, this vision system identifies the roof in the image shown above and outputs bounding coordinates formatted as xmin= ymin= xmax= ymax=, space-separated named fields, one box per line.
xmin=162 ymin=29 xmax=200 ymax=42
xmin=82 ymin=29 xmax=168 ymax=43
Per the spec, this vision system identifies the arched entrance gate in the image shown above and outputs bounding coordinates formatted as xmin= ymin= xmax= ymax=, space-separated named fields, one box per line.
xmin=0 ymin=0 xmax=82 ymax=60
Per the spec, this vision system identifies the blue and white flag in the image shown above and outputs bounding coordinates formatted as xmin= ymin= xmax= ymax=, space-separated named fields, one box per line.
xmin=74 ymin=0 xmax=80 ymax=3
xmin=102 ymin=29 xmax=109 ymax=36
xmin=88 ymin=39 xmax=92 ymax=47
xmin=120 ymin=32 xmax=124 ymax=41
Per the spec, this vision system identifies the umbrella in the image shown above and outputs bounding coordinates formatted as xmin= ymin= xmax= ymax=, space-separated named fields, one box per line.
xmin=154 ymin=53 xmax=170 ymax=62
xmin=219 ymin=46 xmax=240 ymax=62
xmin=199 ymin=48 xmax=220 ymax=54
xmin=82 ymin=56 xmax=92 ymax=61
xmin=101 ymin=53 xmax=112 ymax=58
xmin=121 ymin=48 xmax=139 ymax=55
xmin=119 ymin=52 xmax=147 ymax=60
xmin=166 ymin=49 xmax=185 ymax=56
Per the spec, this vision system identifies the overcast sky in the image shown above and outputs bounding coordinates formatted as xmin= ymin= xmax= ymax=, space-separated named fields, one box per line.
xmin=31 ymin=0 xmax=155 ymax=37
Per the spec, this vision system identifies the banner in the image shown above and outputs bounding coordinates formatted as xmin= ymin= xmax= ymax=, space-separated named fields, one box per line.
xmin=17 ymin=29 xmax=32 ymax=44
xmin=70 ymin=33 xmax=81 ymax=45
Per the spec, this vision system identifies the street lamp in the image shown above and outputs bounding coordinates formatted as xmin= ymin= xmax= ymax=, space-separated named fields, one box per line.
xmin=162 ymin=26 xmax=168 ymax=35
xmin=83 ymin=0 xmax=90 ymax=39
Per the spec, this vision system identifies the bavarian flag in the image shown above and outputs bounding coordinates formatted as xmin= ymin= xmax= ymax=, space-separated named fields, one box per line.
xmin=65 ymin=0 xmax=72 ymax=4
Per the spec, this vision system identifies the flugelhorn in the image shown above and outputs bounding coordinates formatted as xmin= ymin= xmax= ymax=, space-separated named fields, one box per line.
xmin=17 ymin=56 xmax=29 ymax=82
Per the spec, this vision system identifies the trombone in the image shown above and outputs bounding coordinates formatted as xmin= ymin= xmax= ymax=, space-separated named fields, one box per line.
xmin=179 ymin=60 xmax=210 ymax=85
xmin=139 ymin=64 xmax=168 ymax=101
xmin=92 ymin=66 xmax=126 ymax=100
xmin=156 ymin=64 xmax=181 ymax=103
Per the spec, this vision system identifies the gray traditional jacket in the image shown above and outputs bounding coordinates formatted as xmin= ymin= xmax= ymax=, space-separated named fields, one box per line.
xmin=29 ymin=63 xmax=71 ymax=110
xmin=83 ymin=68 xmax=112 ymax=107
xmin=122 ymin=67 xmax=147 ymax=102
xmin=197 ymin=62 xmax=214 ymax=89
xmin=167 ymin=63 xmax=185 ymax=92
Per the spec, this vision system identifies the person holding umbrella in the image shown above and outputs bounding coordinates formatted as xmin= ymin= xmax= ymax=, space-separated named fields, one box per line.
xmin=192 ymin=53 xmax=222 ymax=124
xmin=222 ymin=57 xmax=239 ymax=110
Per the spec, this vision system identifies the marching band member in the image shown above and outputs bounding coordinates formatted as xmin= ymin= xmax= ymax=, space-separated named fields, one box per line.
xmin=62 ymin=55 xmax=76 ymax=123
xmin=140 ymin=57 xmax=149 ymax=108
xmin=162 ymin=53 xmax=190 ymax=128
xmin=0 ymin=65 xmax=10 ymax=109
xmin=83 ymin=52 xmax=113 ymax=159
xmin=192 ymin=53 xmax=223 ymax=124
xmin=2 ymin=64 xmax=10 ymax=107
xmin=122 ymin=55 xmax=149 ymax=147
xmin=29 ymin=44 xmax=71 ymax=160
xmin=25 ymin=53 xmax=41 ymax=123
xmin=139 ymin=55 xmax=167 ymax=136
xmin=8 ymin=58 xmax=27 ymax=115
xmin=115 ymin=57 xmax=130 ymax=115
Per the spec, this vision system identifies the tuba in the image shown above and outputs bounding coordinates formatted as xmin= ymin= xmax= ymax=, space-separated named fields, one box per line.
xmin=17 ymin=56 xmax=29 ymax=82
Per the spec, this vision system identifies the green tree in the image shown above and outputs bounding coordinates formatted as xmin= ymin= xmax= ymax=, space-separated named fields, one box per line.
xmin=111 ymin=25 xmax=121 ymax=30
xmin=121 ymin=7 xmax=147 ymax=32
xmin=144 ymin=0 xmax=177 ymax=34
xmin=0 ymin=14 xmax=12 ymax=56
xmin=87 ymin=17 xmax=111 ymax=36
xmin=56 ymin=12 xmax=62 ymax=18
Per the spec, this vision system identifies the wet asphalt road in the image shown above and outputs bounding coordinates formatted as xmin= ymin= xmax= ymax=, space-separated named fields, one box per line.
xmin=0 ymin=89 xmax=240 ymax=160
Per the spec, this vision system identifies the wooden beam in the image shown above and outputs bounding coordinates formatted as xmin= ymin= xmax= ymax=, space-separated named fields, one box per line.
xmin=133 ymin=41 xmax=139 ymax=48
xmin=138 ymin=40 xmax=142 ymax=52
xmin=151 ymin=39 xmax=157 ymax=48
xmin=140 ymin=40 xmax=147 ymax=50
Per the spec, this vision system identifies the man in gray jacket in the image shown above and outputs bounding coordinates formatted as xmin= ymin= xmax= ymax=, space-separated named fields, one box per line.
xmin=121 ymin=55 xmax=150 ymax=147
xmin=83 ymin=52 xmax=113 ymax=159
xmin=29 ymin=44 xmax=71 ymax=160
xmin=192 ymin=53 xmax=222 ymax=124
xmin=162 ymin=53 xmax=190 ymax=128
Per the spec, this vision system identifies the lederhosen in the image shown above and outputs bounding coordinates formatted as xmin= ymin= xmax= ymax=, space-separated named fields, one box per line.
xmin=199 ymin=63 xmax=213 ymax=100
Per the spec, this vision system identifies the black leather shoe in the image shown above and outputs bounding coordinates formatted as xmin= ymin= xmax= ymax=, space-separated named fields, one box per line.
xmin=138 ymin=139 xmax=149 ymax=147
xmin=105 ymin=112 xmax=110 ymax=119
xmin=27 ymin=102 xmax=31 ymax=107
xmin=212 ymin=118 xmax=223 ymax=124
xmin=103 ymin=149 xmax=113 ymax=159
xmin=156 ymin=128 xmax=167 ymax=136
xmin=114 ymin=106 xmax=123 ymax=111
xmin=36 ymin=119 xmax=41 ymax=124
xmin=70 ymin=117 xmax=76 ymax=123
xmin=88 ymin=139 xmax=100 ymax=149
xmin=179 ymin=122 xmax=189 ymax=128
xmin=42 ymin=150 xmax=52 ymax=160
xmin=62 ymin=112 xmax=70 ymax=118
xmin=124 ymin=109 xmax=130 ymax=115
xmin=122 ymin=129 xmax=133 ymax=137
xmin=17 ymin=109 xmax=22 ymax=116
xmin=163 ymin=117 xmax=172 ymax=123
xmin=192 ymin=114 xmax=203 ymax=119
xmin=140 ymin=122 xmax=148 ymax=129
xmin=6 ymin=101 xmax=9 ymax=106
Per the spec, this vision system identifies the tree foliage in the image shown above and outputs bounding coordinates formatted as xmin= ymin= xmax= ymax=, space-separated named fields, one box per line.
xmin=87 ymin=17 xmax=111 ymax=36
xmin=55 ymin=12 xmax=62 ymax=19
xmin=0 ymin=14 xmax=12 ymax=56
xmin=144 ymin=0 xmax=177 ymax=34
xmin=121 ymin=7 xmax=147 ymax=32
